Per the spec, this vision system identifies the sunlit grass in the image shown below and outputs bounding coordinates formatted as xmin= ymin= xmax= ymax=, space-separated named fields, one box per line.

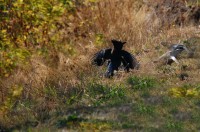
xmin=1 ymin=0 xmax=200 ymax=131
xmin=127 ymin=76 xmax=157 ymax=90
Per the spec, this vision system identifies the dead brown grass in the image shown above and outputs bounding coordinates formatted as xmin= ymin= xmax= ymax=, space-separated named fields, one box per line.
xmin=0 ymin=0 xmax=200 ymax=129
xmin=1 ymin=0 xmax=199 ymax=108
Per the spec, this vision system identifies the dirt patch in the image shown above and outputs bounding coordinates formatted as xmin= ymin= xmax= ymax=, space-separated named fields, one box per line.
xmin=142 ymin=0 xmax=200 ymax=27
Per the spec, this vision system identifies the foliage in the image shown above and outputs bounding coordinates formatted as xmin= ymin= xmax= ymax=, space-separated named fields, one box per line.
xmin=168 ymin=86 xmax=200 ymax=98
xmin=0 ymin=45 xmax=30 ymax=77
xmin=0 ymin=0 xmax=77 ymax=77
xmin=134 ymin=103 xmax=155 ymax=116
xmin=1 ymin=0 xmax=200 ymax=131
xmin=56 ymin=114 xmax=86 ymax=128
xmin=165 ymin=120 xmax=183 ymax=131
xmin=95 ymin=33 xmax=105 ymax=47
xmin=43 ymin=84 xmax=83 ymax=105
xmin=79 ymin=121 xmax=111 ymax=131
xmin=85 ymin=82 xmax=127 ymax=106
xmin=56 ymin=115 xmax=112 ymax=131
xmin=0 ymin=85 xmax=24 ymax=114
xmin=127 ymin=76 xmax=157 ymax=90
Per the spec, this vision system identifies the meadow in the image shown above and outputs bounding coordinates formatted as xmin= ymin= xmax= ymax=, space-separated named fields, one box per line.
xmin=0 ymin=0 xmax=200 ymax=131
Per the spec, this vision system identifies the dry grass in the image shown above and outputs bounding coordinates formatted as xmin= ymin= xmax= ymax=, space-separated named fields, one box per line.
xmin=0 ymin=0 xmax=200 ymax=130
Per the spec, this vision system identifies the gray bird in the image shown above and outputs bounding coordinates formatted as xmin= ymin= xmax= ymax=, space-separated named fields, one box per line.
xmin=155 ymin=44 xmax=190 ymax=65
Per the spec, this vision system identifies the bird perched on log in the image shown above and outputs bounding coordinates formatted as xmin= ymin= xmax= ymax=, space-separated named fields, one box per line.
xmin=92 ymin=40 xmax=139 ymax=78
xmin=154 ymin=44 xmax=190 ymax=65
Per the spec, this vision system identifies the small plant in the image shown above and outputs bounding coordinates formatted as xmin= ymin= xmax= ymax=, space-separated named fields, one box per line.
xmin=79 ymin=121 xmax=111 ymax=131
xmin=44 ymin=86 xmax=57 ymax=98
xmin=168 ymin=87 xmax=199 ymax=98
xmin=165 ymin=120 xmax=183 ymax=131
xmin=134 ymin=103 xmax=155 ymax=116
xmin=56 ymin=114 xmax=86 ymax=128
xmin=122 ymin=123 xmax=139 ymax=129
xmin=1 ymin=85 xmax=24 ymax=113
xmin=127 ymin=76 xmax=157 ymax=90
xmin=191 ymin=111 xmax=200 ymax=124
xmin=85 ymin=82 xmax=127 ymax=106
xmin=162 ymin=96 xmax=184 ymax=107
xmin=95 ymin=33 xmax=105 ymax=47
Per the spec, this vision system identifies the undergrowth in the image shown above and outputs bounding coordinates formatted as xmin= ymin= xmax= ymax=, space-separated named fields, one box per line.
xmin=0 ymin=0 xmax=200 ymax=131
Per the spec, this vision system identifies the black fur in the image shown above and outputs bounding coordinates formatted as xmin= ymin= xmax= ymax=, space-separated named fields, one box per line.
xmin=92 ymin=40 xmax=139 ymax=78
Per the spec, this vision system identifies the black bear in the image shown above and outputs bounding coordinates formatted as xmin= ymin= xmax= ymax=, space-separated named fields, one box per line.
xmin=92 ymin=40 xmax=139 ymax=77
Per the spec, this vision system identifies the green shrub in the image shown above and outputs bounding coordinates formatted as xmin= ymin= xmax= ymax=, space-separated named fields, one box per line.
xmin=0 ymin=0 xmax=77 ymax=77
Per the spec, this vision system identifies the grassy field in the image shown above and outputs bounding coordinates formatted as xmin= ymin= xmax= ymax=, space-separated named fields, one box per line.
xmin=0 ymin=0 xmax=200 ymax=131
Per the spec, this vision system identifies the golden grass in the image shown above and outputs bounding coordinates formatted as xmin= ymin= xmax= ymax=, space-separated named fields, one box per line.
xmin=1 ymin=0 xmax=199 ymax=109
xmin=0 ymin=0 xmax=200 ymax=130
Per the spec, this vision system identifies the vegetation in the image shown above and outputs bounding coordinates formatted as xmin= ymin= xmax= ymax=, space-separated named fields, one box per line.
xmin=0 ymin=0 xmax=200 ymax=131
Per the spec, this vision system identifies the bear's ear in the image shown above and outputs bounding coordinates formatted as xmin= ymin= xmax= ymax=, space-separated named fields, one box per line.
xmin=111 ymin=39 xmax=126 ymax=44
xmin=111 ymin=39 xmax=117 ymax=43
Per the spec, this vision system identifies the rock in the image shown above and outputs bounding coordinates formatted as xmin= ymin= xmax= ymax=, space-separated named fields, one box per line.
xmin=179 ymin=73 xmax=189 ymax=80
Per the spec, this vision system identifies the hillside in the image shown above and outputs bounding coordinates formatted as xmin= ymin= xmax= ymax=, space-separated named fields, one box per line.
xmin=0 ymin=0 xmax=200 ymax=131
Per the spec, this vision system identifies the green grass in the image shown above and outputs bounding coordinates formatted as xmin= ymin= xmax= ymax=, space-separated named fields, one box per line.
xmin=134 ymin=103 xmax=155 ymax=116
xmin=85 ymin=82 xmax=128 ymax=106
xmin=1 ymin=0 xmax=200 ymax=131
xmin=55 ymin=114 xmax=86 ymax=129
xmin=5 ymin=74 xmax=200 ymax=131
xmin=127 ymin=76 xmax=157 ymax=90
xmin=164 ymin=120 xmax=184 ymax=131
